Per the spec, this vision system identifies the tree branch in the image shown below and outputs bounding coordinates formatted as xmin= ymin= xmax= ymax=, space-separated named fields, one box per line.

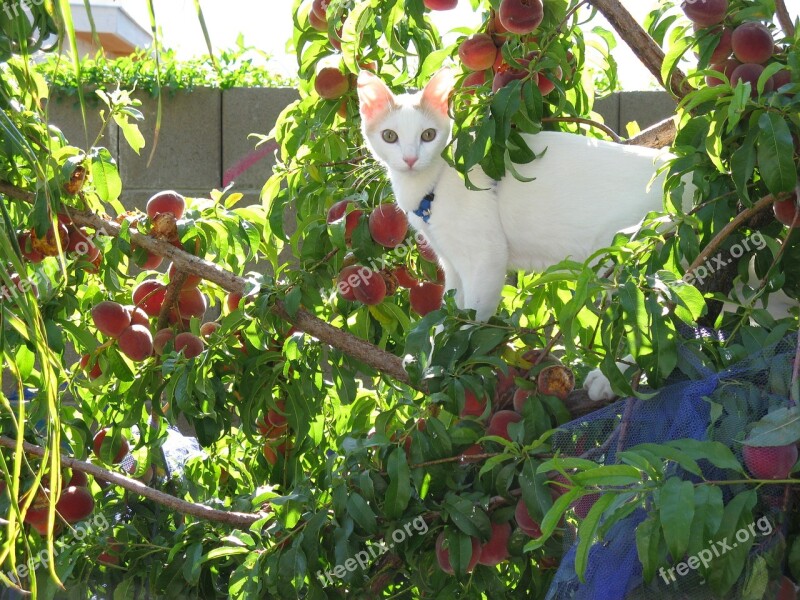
xmin=586 ymin=0 xmax=691 ymax=99
xmin=685 ymin=193 xmax=786 ymax=275
xmin=0 ymin=181 xmax=616 ymax=417
xmin=624 ymin=116 xmax=677 ymax=148
xmin=776 ymin=0 xmax=796 ymax=38
xmin=0 ymin=436 xmax=267 ymax=527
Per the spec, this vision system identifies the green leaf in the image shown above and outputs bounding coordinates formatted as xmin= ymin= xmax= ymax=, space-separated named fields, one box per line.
xmin=182 ymin=542 xmax=204 ymax=585
xmin=658 ymin=477 xmax=694 ymax=561
xmin=745 ymin=406 xmax=800 ymax=447
xmin=113 ymin=113 xmax=146 ymax=154
xmin=741 ymin=555 xmax=768 ymax=600
xmin=575 ymin=492 xmax=617 ymax=581
xmin=442 ymin=494 xmax=491 ymax=539
xmin=571 ymin=465 xmax=643 ymax=487
xmin=687 ymin=484 xmax=724 ymax=557
xmin=346 ymin=493 xmax=378 ymax=535
xmin=90 ymin=148 xmax=122 ymax=203
xmin=384 ymin=448 xmax=411 ymax=519
xmin=789 ymin=534 xmax=800 ymax=582
xmin=666 ymin=439 xmax=744 ymax=473
xmin=636 ymin=516 xmax=662 ymax=583
xmin=756 ymin=112 xmax=796 ymax=196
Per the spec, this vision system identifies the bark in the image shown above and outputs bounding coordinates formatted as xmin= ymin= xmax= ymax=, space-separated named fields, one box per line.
xmin=587 ymin=0 xmax=691 ymax=99
xmin=0 ymin=436 xmax=266 ymax=526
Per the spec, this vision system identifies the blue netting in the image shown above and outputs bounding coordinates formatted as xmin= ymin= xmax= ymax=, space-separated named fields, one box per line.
xmin=545 ymin=332 xmax=797 ymax=600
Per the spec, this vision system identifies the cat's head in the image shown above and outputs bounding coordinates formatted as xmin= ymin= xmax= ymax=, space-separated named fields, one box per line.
xmin=357 ymin=69 xmax=454 ymax=174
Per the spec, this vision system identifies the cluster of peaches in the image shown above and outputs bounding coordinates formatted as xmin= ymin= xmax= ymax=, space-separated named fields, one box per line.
xmin=329 ymin=199 xmax=446 ymax=315
xmin=397 ymin=352 xmax=579 ymax=572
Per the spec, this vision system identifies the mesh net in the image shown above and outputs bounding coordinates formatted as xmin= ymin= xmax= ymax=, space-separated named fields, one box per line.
xmin=545 ymin=332 xmax=797 ymax=600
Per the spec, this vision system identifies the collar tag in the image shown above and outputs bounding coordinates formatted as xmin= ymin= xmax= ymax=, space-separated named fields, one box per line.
xmin=413 ymin=192 xmax=435 ymax=224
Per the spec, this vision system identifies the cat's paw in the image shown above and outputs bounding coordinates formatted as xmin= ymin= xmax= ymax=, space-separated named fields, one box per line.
xmin=583 ymin=368 xmax=617 ymax=402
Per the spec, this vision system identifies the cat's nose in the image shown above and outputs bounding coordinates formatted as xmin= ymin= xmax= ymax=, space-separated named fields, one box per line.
xmin=403 ymin=156 xmax=418 ymax=168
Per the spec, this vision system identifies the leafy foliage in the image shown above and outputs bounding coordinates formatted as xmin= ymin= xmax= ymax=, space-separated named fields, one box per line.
xmin=0 ymin=0 xmax=799 ymax=598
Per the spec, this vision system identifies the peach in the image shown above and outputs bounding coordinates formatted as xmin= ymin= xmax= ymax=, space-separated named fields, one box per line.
xmin=424 ymin=0 xmax=457 ymax=9
xmin=369 ymin=203 xmax=408 ymax=247
xmin=706 ymin=58 xmax=740 ymax=86
xmin=512 ymin=388 xmax=533 ymax=413
xmin=327 ymin=200 xmax=363 ymax=243
xmin=537 ymin=65 xmax=563 ymax=95
xmin=337 ymin=265 xmax=365 ymax=301
xmin=492 ymin=66 xmax=533 ymax=93
xmin=146 ymin=190 xmax=185 ymax=220
xmin=136 ymin=251 xmax=163 ymax=270
xmin=55 ymin=486 xmax=94 ymax=524
xmin=17 ymin=232 xmax=45 ymax=263
xmin=267 ymin=400 xmax=288 ymax=428
xmin=176 ymin=288 xmax=208 ymax=320
xmin=30 ymin=222 xmax=69 ymax=256
xmin=770 ymin=68 xmax=791 ymax=91
xmin=79 ymin=354 xmax=103 ymax=380
xmin=153 ymin=328 xmax=175 ymax=355
xmin=487 ymin=410 xmax=522 ymax=441
xmin=92 ymin=301 xmax=131 ymax=339
xmin=118 ymin=325 xmax=153 ymax=362
xmin=309 ymin=8 xmax=327 ymax=31
xmin=460 ymin=390 xmax=488 ymax=418
xmin=730 ymin=62 xmax=774 ymax=96
xmin=315 ymin=67 xmax=350 ymax=100
xmin=435 ymin=531 xmax=481 ymax=574
xmin=352 ymin=267 xmax=387 ymax=305
xmin=199 ymin=322 xmax=221 ymax=338
xmin=458 ymin=443 xmax=484 ymax=465
xmin=515 ymin=498 xmax=541 ymax=537
xmin=742 ymin=444 xmax=798 ymax=479
xmin=409 ymin=281 xmax=444 ymax=315
xmin=67 ymin=228 xmax=100 ymax=261
xmin=458 ymin=34 xmax=498 ymax=71
xmin=537 ymin=365 xmax=575 ymax=401
xmin=416 ymin=235 xmax=438 ymax=262
xmin=392 ymin=266 xmax=418 ymax=288
xmin=132 ymin=280 xmax=167 ymax=316
xmin=168 ymin=262 xmax=202 ymax=289
xmin=477 ymin=522 xmax=511 ymax=566
xmin=174 ymin=332 xmax=204 ymax=359
xmin=681 ymin=0 xmax=727 ymax=27
xmin=93 ymin=428 xmax=129 ymax=464
xmin=498 ymin=0 xmax=544 ymax=35
xmin=774 ymin=192 xmax=800 ymax=227
xmin=125 ymin=305 xmax=150 ymax=328
xmin=732 ymin=22 xmax=774 ymax=65
xmin=572 ymin=493 xmax=601 ymax=519
xmin=462 ymin=70 xmax=489 ymax=93
xmin=311 ymin=0 xmax=329 ymax=20
xmin=68 ymin=470 xmax=89 ymax=487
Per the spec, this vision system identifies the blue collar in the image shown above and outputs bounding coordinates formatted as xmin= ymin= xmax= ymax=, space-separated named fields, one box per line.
xmin=413 ymin=192 xmax=435 ymax=223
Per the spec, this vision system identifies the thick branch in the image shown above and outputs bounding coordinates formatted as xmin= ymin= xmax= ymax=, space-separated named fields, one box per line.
xmin=776 ymin=0 xmax=796 ymax=37
xmin=586 ymin=0 xmax=691 ymax=99
xmin=625 ymin=117 xmax=677 ymax=148
xmin=0 ymin=436 xmax=266 ymax=526
xmin=1 ymin=182 xmax=614 ymax=416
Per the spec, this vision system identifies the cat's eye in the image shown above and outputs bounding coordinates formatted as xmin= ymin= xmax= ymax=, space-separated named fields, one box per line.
xmin=382 ymin=129 xmax=398 ymax=143
xmin=421 ymin=128 xmax=437 ymax=142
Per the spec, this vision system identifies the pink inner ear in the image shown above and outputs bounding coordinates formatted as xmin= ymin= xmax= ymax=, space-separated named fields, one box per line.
xmin=357 ymin=72 xmax=395 ymax=122
xmin=420 ymin=69 xmax=455 ymax=117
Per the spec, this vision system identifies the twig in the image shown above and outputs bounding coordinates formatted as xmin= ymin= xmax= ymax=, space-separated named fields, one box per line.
xmin=0 ymin=436 xmax=267 ymax=527
xmin=685 ymin=193 xmax=786 ymax=275
xmin=542 ymin=116 xmax=622 ymax=143
xmin=156 ymin=270 xmax=188 ymax=331
xmin=586 ymin=0 xmax=691 ymax=99
xmin=791 ymin=332 xmax=800 ymax=407
xmin=0 ymin=179 xmax=616 ymax=417
xmin=624 ymin=117 xmax=677 ymax=149
xmin=775 ymin=0 xmax=796 ymax=38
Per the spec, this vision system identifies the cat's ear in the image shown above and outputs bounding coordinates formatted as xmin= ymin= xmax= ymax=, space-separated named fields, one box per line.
xmin=420 ymin=68 xmax=455 ymax=117
xmin=357 ymin=71 xmax=395 ymax=122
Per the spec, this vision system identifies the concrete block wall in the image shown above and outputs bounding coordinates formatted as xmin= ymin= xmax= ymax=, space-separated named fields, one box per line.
xmin=44 ymin=88 xmax=675 ymax=211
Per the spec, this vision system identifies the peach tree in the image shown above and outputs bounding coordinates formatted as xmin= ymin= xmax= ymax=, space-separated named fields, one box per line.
xmin=0 ymin=0 xmax=799 ymax=598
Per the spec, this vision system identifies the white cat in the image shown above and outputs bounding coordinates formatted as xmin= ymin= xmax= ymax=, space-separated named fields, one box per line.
xmin=356 ymin=69 xmax=795 ymax=402
xmin=357 ymin=69 xmax=674 ymax=314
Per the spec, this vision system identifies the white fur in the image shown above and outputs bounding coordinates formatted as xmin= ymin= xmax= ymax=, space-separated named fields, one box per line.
xmin=356 ymin=71 xmax=795 ymax=402
xmin=358 ymin=70 xmax=672 ymax=322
